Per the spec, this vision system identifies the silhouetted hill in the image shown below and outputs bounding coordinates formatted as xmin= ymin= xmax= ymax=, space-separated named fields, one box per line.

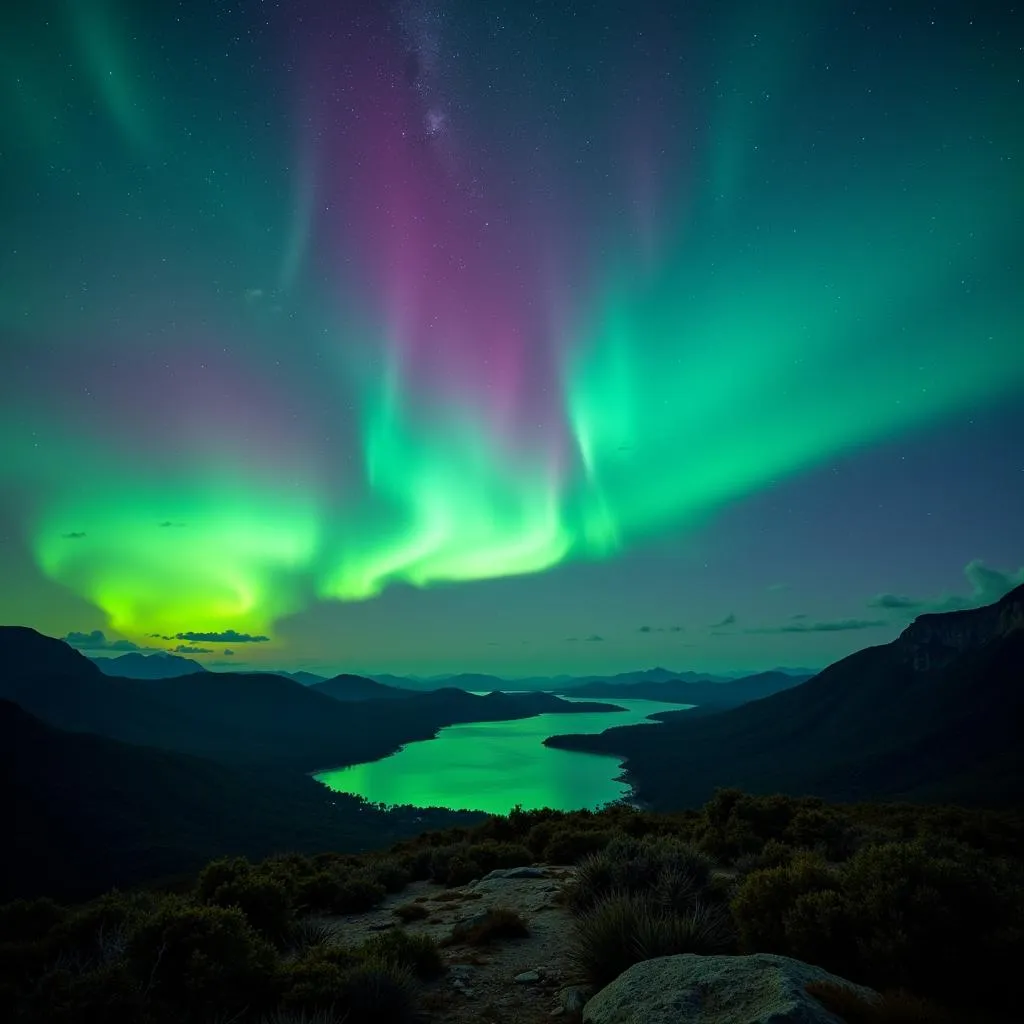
xmin=91 ymin=651 xmax=208 ymax=678
xmin=567 ymin=670 xmax=808 ymax=707
xmin=0 ymin=628 xmax=623 ymax=774
xmin=546 ymin=585 xmax=1024 ymax=809
xmin=0 ymin=699 xmax=481 ymax=901
xmin=311 ymin=673 xmax=413 ymax=700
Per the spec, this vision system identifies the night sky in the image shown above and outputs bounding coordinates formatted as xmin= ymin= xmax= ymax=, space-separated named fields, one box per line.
xmin=1 ymin=1 xmax=1021 ymax=676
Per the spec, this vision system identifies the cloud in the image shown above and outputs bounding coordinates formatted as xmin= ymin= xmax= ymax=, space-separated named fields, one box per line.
xmin=63 ymin=630 xmax=142 ymax=651
xmin=61 ymin=531 xmax=86 ymax=539
xmin=867 ymin=593 xmax=923 ymax=610
xmin=173 ymin=644 xmax=214 ymax=654
xmin=158 ymin=521 xmax=186 ymax=528
xmin=746 ymin=618 xmax=888 ymax=635
xmin=223 ymin=649 xmax=235 ymax=656
xmin=638 ymin=625 xmax=652 ymax=633
xmin=767 ymin=583 xmax=789 ymax=592
xmin=584 ymin=634 xmax=604 ymax=642
xmin=638 ymin=625 xmax=685 ymax=634
xmin=174 ymin=630 xmax=270 ymax=644
xmin=711 ymin=613 xmax=736 ymax=628
xmin=791 ymin=613 xmax=808 ymax=620
xmin=869 ymin=560 xmax=1024 ymax=615
xmin=669 ymin=625 xmax=685 ymax=633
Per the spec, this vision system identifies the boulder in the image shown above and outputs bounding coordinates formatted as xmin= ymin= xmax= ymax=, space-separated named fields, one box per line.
xmin=582 ymin=953 xmax=879 ymax=1024
xmin=478 ymin=866 xmax=547 ymax=882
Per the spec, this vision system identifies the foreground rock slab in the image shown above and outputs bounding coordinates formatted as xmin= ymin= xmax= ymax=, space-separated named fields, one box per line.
xmin=583 ymin=953 xmax=879 ymax=1024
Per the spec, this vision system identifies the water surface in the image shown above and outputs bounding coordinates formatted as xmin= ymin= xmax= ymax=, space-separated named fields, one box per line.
xmin=316 ymin=697 xmax=689 ymax=814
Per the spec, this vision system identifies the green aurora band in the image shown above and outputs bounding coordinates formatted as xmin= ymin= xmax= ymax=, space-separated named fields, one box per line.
xmin=1 ymin=1 xmax=1021 ymax=648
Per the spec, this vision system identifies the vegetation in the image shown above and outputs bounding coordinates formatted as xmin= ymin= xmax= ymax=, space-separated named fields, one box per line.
xmin=2 ymin=790 xmax=1022 ymax=1021
xmin=446 ymin=906 xmax=530 ymax=946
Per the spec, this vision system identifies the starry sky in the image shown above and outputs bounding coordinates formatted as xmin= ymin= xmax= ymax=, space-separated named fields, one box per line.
xmin=1 ymin=0 xmax=1021 ymax=677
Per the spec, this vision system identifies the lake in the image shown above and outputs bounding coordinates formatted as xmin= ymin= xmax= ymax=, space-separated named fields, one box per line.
xmin=315 ymin=696 xmax=690 ymax=814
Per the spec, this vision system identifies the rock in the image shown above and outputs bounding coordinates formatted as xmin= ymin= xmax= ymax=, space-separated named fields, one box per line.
xmin=515 ymin=970 xmax=542 ymax=983
xmin=462 ymin=988 xmax=476 ymax=998
xmin=449 ymin=965 xmax=475 ymax=980
xmin=559 ymin=984 xmax=594 ymax=1013
xmin=582 ymin=953 xmax=880 ymax=1024
xmin=550 ymin=1009 xmax=565 ymax=1017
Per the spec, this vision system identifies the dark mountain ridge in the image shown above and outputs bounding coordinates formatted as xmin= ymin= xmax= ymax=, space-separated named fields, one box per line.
xmin=546 ymin=585 xmax=1024 ymax=809
xmin=566 ymin=669 xmax=808 ymax=707
xmin=91 ymin=651 xmax=208 ymax=678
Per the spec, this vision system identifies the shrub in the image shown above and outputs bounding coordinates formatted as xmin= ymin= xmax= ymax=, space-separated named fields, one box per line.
xmin=444 ymin=855 xmax=481 ymax=887
xmin=451 ymin=906 xmax=529 ymax=945
xmin=196 ymin=856 xmax=253 ymax=901
xmin=360 ymin=928 xmax=444 ymax=979
xmin=124 ymin=900 xmax=275 ymax=1014
xmin=392 ymin=902 xmax=429 ymax=923
xmin=731 ymin=851 xmax=837 ymax=952
xmin=333 ymin=959 xmax=416 ymax=1024
xmin=334 ymin=874 xmax=387 ymax=914
xmin=206 ymin=871 xmax=296 ymax=942
xmin=288 ymin=917 xmax=338 ymax=956
xmin=566 ymin=836 xmax=713 ymax=915
xmin=16 ymin=961 xmax=145 ymax=1024
xmin=543 ymin=828 xmax=613 ymax=864
xmin=368 ymin=857 xmax=412 ymax=894
xmin=569 ymin=893 xmax=733 ymax=989
xmin=466 ymin=841 xmax=533 ymax=872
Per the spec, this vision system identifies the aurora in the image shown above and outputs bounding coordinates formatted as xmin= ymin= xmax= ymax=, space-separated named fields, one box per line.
xmin=0 ymin=1 xmax=1021 ymax=672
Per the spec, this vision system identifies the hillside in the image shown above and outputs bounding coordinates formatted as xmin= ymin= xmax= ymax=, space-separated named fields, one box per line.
xmin=311 ymin=672 xmax=414 ymax=700
xmin=0 ymin=628 xmax=622 ymax=773
xmin=0 ymin=699 xmax=482 ymax=901
xmin=546 ymin=584 xmax=1024 ymax=809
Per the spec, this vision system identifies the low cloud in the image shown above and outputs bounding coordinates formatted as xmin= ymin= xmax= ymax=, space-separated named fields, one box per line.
xmin=584 ymin=634 xmax=604 ymax=642
xmin=869 ymin=561 xmax=1024 ymax=615
xmin=867 ymin=593 xmax=922 ymax=610
xmin=158 ymin=521 xmax=186 ymax=528
xmin=711 ymin=613 xmax=736 ymax=628
xmin=746 ymin=618 xmax=888 ymax=635
xmin=638 ymin=625 xmax=686 ymax=634
xmin=173 ymin=644 xmax=214 ymax=655
xmin=791 ymin=613 xmax=808 ymax=620
xmin=63 ymin=630 xmax=142 ymax=652
xmin=638 ymin=625 xmax=652 ymax=633
xmin=61 ymin=531 xmax=87 ymax=539
xmin=174 ymin=630 xmax=270 ymax=644
xmin=767 ymin=583 xmax=789 ymax=592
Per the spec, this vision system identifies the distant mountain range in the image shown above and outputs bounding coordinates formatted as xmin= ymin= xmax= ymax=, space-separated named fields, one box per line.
xmin=547 ymin=583 xmax=1024 ymax=809
xmin=565 ymin=670 xmax=811 ymax=708
xmin=87 ymin=653 xmax=819 ymax=692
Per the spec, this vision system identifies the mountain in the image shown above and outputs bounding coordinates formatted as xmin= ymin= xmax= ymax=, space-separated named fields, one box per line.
xmin=91 ymin=651 xmax=208 ymax=678
xmin=0 ymin=699 xmax=481 ymax=901
xmin=546 ymin=585 xmax=1024 ymax=809
xmin=310 ymin=673 xmax=413 ymax=700
xmin=566 ymin=670 xmax=809 ymax=707
xmin=0 ymin=628 xmax=622 ymax=773
xmin=365 ymin=668 xmax=730 ymax=692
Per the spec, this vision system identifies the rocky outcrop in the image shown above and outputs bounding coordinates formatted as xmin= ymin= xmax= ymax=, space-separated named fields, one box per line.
xmin=897 ymin=582 xmax=1024 ymax=671
xmin=582 ymin=953 xmax=879 ymax=1024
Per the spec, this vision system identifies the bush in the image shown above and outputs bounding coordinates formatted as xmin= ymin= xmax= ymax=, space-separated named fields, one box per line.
xmin=360 ymin=928 xmax=444 ymax=979
xmin=368 ymin=857 xmax=412 ymax=894
xmin=451 ymin=906 xmax=529 ymax=945
xmin=543 ymin=828 xmax=613 ymax=864
xmin=569 ymin=893 xmax=733 ymax=989
xmin=466 ymin=841 xmax=533 ymax=872
xmin=124 ymin=899 xmax=275 ymax=1014
xmin=731 ymin=851 xmax=837 ymax=952
xmin=444 ymin=855 xmax=481 ymax=887
xmin=392 ymin=902 xmax=429 ymax=923
xmin=333 ymin=959 xmax=416 ymax=1024
xmin=196 ymin=856 xmax=253 ymax=901
xmin=566 ymin=836 xmax=713 ymax=915
xmin=16 ymin=961 xmax=145 ymax=1024
xmin=206 ymin=871 xmax=295 ymax=942
xmin=297 ymin=871 xmax=386 ymax=915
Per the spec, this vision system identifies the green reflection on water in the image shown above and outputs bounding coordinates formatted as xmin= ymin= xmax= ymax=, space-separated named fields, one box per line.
xmin=315 ymin=697 xmax=689 ymax=814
